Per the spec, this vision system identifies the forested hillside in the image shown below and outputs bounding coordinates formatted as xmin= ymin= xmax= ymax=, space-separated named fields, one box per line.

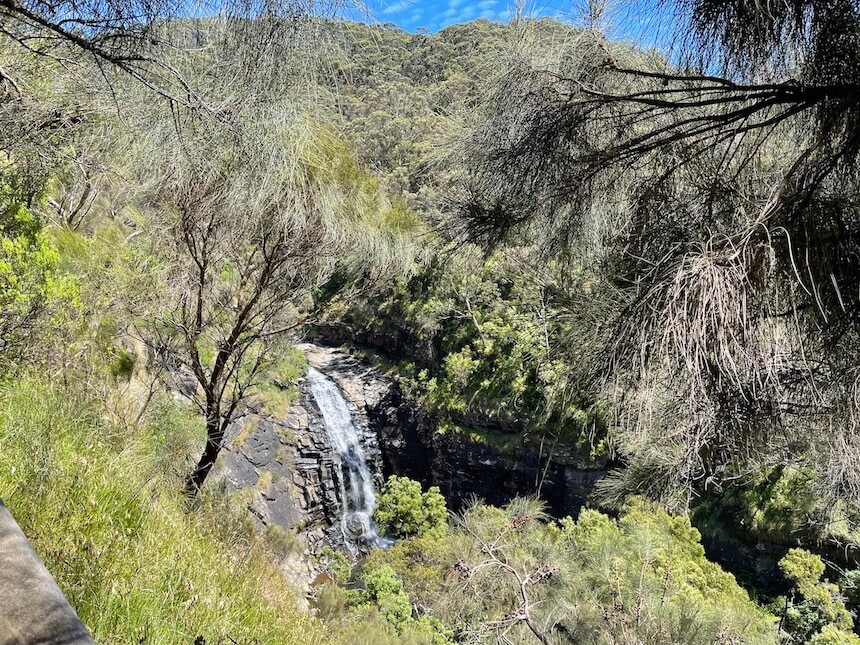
xmin=2 ymin=1 xmax=860 ymax=643
xmin=319 ymin=15 xmax=860 ymax=551
xmin=316 ymin=20 xmax=608 ymax=452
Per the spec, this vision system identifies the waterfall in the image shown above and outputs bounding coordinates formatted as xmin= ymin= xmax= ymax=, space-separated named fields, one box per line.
xmin=306 ymin=367 xmax=382 ymax=552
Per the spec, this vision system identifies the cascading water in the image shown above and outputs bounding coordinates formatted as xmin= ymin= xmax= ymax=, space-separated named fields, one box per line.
xmin=306 ymin=367 xmax=382 ymax=552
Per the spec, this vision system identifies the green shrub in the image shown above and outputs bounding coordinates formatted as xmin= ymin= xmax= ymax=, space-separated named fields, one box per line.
xmin=781 ymin=548 xmax=826 ymax=586
xmin=779 ymin=548 xmax=853 ymax=641
xmin=314 ymin=582 xmax=355 ymax=622
xmin=840 ymin=569 xmax=860 ymax=606
xmin=373 ymin=475 xmax=448 ymax=539
xmin=738 ymin=466 xmax=818 ymax=542
xmin=810 ymin=624 xmax=860 ymax=645
xmin=107 ymin=348 xmax=136 ymax=382
xmin=360 ymin=565 xmax=413 ymax=626
xmin=0 ymin=170 xmax=78 ymax=366
xmin=255 ymin=344 xmax=309 ymax=417
xmin=349 ymin=563 xmax=454 ymax=644
xmin=263 ymin=525 xmax=303 ymax=560
xmin=318 ymin=545 xmax=353 ymax=584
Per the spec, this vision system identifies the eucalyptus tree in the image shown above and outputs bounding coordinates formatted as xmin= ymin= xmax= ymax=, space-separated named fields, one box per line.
xmin=455 ymin=1 xmax=860 ymax=515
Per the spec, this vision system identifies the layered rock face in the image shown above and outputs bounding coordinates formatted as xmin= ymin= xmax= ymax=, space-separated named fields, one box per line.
xmin=369 ymin=376 xmax=607 ymax=518
xmin=215 ymin=392 xmax=340 ymax=551
xmin=214 ymin=344 xmax=386 ymax=555
xmin=301 ymin=343 xmax=609 ymax=520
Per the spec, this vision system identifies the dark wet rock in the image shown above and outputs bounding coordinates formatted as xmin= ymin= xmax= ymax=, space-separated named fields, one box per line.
xmin=698 ymin=531 xmax=791 ymax=592
xmin=367 ymin=373 xmax=607 ymax=517
xmin=310 ymin=319 xmax=438 ymax=368
xmin=213 ymin=345 xmax=387 ymax=557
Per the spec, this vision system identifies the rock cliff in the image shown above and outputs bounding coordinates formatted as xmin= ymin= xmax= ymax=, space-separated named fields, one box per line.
xmin=213 ymin=344 xmax=386 ymax=555
xmin=215 ymin=342 xmax=607 ymax=547
xmin=368 ymin=372 xmax=607 ymax=517
xmin=215 ymin=341 xmax=795 ymax=593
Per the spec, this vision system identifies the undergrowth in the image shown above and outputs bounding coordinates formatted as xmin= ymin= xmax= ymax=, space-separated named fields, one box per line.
xmin=0 ymin=375 xmax=326 ymax=644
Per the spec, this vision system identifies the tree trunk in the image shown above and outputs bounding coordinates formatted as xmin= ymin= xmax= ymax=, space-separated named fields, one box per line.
xmin=184 ymin=416 xmax=223 ymax=497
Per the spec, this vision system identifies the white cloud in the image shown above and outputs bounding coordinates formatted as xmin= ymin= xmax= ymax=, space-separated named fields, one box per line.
xmin=381 ymin=0 xmax=410 ymax=15
xmin=459 ymin=4 xmax=478 ymax=19
xmin=433 ymin=0 xmax=507 ymax=29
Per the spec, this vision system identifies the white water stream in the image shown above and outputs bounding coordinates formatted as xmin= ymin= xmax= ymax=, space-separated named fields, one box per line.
xmin=306 ymin=367 xmax=383 ymax=552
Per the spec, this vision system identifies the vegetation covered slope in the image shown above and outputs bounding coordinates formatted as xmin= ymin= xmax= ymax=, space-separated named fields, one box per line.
xmin=320 ymin=19 xmax=581 ymax=212
xmin=0 ymin=376 xmax=324 ymax=643
xmin=3 ymin=1 xmax=860 ymax=642
xmin=314 ymin=20 xmax=609 ymax=458
xmin=321 ymin=485 xmax=860 ymax=644
xmin=314 ymin=13 xmax=860 ymax=558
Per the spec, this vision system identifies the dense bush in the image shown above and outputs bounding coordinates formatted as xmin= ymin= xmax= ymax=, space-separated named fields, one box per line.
xmin=779 ymin=548 xmax=854 ymax=642
xmin=373 ymin=475 xmax=448 ymax=539
xmin=0 ymin=169 xmax=78 ymax=366
xmin=315 ymin=557 xmax=454 ymax=644
xmin=810 ymin=624 xmax=860 ymax=644
xmin=694 ymin=466 xmax=829 ymax=545
xmin=330 ymin=497 xmax=779 ymax=644
xmin=6 ymin=13 xmax=860 ymax=645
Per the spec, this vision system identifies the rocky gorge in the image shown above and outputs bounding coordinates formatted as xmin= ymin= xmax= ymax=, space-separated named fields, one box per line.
xmin=208 ymin=341 xmax=799 ymax=595
xmin=214 ymin=342 xmax=610 ymax=545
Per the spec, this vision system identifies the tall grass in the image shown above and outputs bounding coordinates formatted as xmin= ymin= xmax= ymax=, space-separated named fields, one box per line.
xmin=0 ymin=375 xmax=327 ymax=644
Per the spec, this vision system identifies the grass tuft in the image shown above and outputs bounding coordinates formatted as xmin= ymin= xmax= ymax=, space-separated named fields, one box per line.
xmin=0 ymin=375 xmax=326 ymax=644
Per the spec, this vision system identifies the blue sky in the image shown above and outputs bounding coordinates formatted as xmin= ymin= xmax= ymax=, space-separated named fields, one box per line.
xmin=352 ymin=0 xmax=675 ymax=49
xmin=373 ymin=0 xmax=520 ymax=31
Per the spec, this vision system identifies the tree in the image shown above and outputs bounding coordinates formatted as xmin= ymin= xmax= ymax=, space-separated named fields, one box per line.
xmin=0 ymin=0 xmax=338 ymax=106
xmin=454 ymin=1 xmax=860 ymax=512
xmin=0 ymin=166 xmax=77 ymax=367
xmin=141 ymin=114 xmax=417 ymax=495
xmin=373 ymin=475 xmax=448 ymax=539
xmin=0 ymin=0 xmax=348 ymax=222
